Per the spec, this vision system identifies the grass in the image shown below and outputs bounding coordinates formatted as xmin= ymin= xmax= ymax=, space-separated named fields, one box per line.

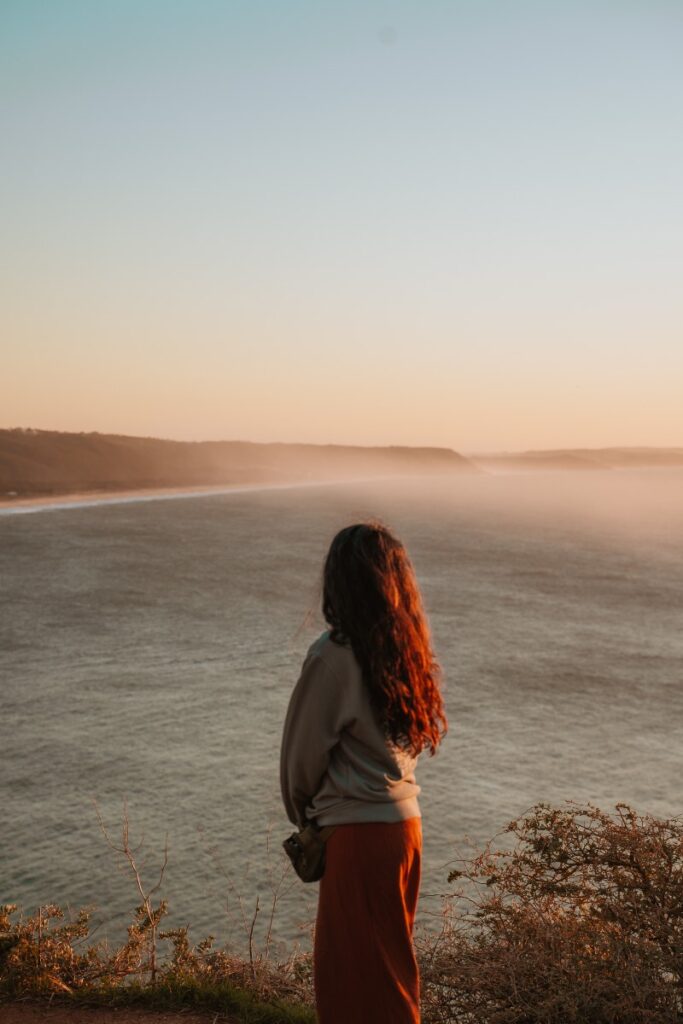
xmin=36 ymin=977 xmax=316 ymax=1023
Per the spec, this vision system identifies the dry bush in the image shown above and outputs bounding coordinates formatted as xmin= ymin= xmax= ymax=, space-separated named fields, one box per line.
xmin=158 ymin=924 xmax=313 ymax=1007
xmin=0 ymin=901 xmax=312 ymax=1011
xmin=417 ymin=800 xmax=683 ymax=1024
xmin=0 ymin=902 xmax=106 ymax=995
xmin=0 ymin=802 xmax=313 ymax=1013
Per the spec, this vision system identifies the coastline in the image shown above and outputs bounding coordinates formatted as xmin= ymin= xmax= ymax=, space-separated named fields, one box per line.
xmin=4 ymin=464 xmax=681 ymax=516
xmin=0 ymin=474 xmax=420 ymax=516
xmin=0 ymin=482 xmax=298 ymax=515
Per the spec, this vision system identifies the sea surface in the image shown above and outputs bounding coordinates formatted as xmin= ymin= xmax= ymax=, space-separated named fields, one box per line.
xmin=1 ymin=470 xmax=682 ymax=954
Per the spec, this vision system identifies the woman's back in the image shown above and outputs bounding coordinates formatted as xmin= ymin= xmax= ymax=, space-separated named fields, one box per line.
xmin=280 ymin=629 xmax=421 ymax=828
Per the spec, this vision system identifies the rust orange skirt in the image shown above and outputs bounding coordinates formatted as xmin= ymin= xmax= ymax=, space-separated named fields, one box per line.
xmin=314 ymin=817 xmax=422 ymax=1024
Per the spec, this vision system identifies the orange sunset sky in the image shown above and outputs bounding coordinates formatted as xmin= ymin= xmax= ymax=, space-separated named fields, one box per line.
xmin=3 ymin=1 xmax=682 ymax=453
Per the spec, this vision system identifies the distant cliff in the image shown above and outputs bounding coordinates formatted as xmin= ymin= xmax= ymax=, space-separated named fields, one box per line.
xmin=471 ymin=447 xmax=683 ymax=472
xmin=0 ymin=428 xmax=476 ymax=498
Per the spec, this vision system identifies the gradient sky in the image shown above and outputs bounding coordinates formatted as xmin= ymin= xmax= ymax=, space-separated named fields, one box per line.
xmin=2 ymin=0 xmax=682 ymax=452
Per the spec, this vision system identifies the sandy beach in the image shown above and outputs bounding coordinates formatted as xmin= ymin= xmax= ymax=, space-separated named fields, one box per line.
xmin=0 ymin=484 xmax=286 ymax=514
xmin=0 ymin=477 xmax=389 ymax=515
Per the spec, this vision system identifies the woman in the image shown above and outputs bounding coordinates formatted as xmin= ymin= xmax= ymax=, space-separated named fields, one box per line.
xmin=280 ymin=521 xmax=447 ymax=1024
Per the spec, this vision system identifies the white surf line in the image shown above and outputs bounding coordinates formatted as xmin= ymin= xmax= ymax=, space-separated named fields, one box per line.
xmin=0 ymin=475 xmax=420 ymax=516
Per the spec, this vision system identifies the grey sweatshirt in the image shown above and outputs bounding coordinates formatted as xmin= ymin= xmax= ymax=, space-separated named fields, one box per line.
xmin=280 ymin=630 xmax=421 ymax=827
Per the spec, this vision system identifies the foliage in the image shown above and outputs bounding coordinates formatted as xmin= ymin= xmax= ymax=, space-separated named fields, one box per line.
xmin=0 ymin=902 xmax=314 ymax=1022
xmin=417 ymin=800 xmax=683 ymax=1023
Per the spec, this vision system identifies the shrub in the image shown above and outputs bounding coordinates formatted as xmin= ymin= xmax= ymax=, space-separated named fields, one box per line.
xmin=418 ymin=800 xmax=683 ymax=1023
xmin=0 ymin=903 xmax=314 ymax=1021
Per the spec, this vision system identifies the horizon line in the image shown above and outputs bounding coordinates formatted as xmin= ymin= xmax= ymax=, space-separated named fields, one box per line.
xmin=1 ymin=425 xmax=682 ymax=458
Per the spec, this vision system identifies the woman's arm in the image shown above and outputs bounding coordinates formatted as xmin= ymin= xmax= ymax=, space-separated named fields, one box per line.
xmin=280 ymin=650 xmax=352 ymax=827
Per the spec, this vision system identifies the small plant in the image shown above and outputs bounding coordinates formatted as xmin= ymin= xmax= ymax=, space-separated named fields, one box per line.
xmin=95 ymin=799 xmax=169 ymax=985
xmin=0 ymin=902 xmax=101 ymax=995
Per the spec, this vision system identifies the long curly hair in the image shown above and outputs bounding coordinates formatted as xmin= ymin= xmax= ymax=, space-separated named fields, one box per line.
xmin=322 ymin=521 xmax=447 ymax=757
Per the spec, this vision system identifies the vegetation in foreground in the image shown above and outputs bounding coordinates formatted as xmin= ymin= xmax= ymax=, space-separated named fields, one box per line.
xmin=2 ymin=801 xmax=683 ymax=1023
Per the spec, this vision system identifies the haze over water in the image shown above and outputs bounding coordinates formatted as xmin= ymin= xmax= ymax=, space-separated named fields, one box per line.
xmin=1 ymin=470 xmax=682 ymax=950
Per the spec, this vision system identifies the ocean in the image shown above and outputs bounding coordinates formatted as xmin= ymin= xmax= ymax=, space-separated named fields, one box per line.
xmin=1 ymin=470 xmax=682 ymax=955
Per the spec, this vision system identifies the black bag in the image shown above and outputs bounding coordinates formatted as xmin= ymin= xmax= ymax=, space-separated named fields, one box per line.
xmin=282 ymin=823 xmax=337 ymax=882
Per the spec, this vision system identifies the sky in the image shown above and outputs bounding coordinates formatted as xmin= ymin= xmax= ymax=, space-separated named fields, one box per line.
xmin=2 ymin=0 xmax=682 ymax=453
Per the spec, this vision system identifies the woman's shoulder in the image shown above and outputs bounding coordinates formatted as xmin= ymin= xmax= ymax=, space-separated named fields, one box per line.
xmin=305 ymin=630 xmax=359 ymax=677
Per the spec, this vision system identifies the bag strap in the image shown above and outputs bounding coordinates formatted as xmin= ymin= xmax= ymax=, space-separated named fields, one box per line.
xmin=318 ymin=825 xmax=337 ymax=842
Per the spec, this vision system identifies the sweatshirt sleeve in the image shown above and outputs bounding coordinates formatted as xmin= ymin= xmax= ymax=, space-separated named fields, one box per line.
xmin=280 ymin=650 xmax=353 ymax=827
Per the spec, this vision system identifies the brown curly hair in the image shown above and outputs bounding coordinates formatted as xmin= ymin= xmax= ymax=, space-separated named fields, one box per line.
xmin=322 ymin=521 xmax=447 ymax=756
